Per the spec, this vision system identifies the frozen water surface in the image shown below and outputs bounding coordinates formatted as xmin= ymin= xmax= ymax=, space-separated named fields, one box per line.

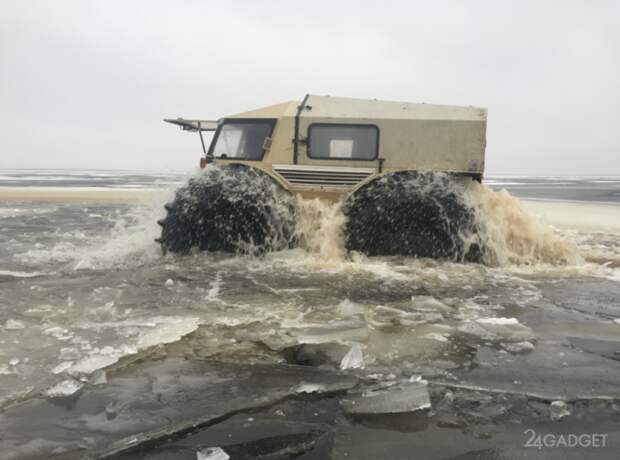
xmin=0 ymin=171 xmax=619 ymax=459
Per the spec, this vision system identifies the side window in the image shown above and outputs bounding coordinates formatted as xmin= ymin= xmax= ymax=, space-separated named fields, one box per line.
xmin=308 ymin=124 xmax=379 ymax=160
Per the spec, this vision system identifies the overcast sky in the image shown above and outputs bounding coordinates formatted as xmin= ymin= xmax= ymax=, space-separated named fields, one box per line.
xmin=1 ymin=1 xmax=618 ymax=175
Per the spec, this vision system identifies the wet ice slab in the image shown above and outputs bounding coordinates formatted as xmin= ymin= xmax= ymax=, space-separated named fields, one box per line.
xmin=568 ymin=336 xmax=620 ymax=362
xmin=438 ymin=341 xmax=620 ymax=401
xmin=0 ymin=358 xmax=357 ymax=459
xmin=341 ymin=381 xmax=430 ymax=415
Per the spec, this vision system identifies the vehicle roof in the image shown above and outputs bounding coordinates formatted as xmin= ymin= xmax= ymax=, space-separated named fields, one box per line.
xmin=229 ymin=100 xmax=299 ymax=119
xmin=228 ymin=94 xmax=486 ymax=121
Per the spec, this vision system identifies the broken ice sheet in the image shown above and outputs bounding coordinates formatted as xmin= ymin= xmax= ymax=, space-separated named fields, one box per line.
xmin=47 ymin=379 xmax=83 ymax=397
xmin=458 ymin=317 xmax=535 ymax=343
xmin=293 ymin=383 xmax=327 ymax=394
xmin=368 ymin=305 xmax=443 ymax=329
xmin=549 ymin=400 xmax=571 ymax=421
xmin=501 ymin=341 xmax=535 ymax=353
xmin=341 ymin=381 xmax=430 ymax=415
xmin=197 ymin=446 xmax=229 ymax=460
xmin=411 ymin=295 xmax=453 ymax=314
xmin=340 ymin=342 xmax=365 ymax=370
xmin=286 ymin=318 xmax=369 ymax=346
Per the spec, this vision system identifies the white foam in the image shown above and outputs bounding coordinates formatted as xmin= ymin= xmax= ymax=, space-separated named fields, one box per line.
xmin=15 ymin=188 xmax=174 ymax=271
xmin=4 ymin=319 xmax=25 ymax=330
xmin=477 ymin=317 xmax=520 ymax=325
xmin=0 ymin=208 xmax=54 ymax=218
xmin=0 ymin=270 xmax=42 ymax=278
xmin=205 ymin=272 xmax=223 ymax=302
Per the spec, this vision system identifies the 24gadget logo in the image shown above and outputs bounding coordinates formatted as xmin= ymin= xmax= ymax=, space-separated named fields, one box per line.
xmin=524 ymin=429 xmax=608 ymax=449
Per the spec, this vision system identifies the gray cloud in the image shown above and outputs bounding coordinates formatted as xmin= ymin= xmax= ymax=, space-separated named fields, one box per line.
xmin=1 ymin=0 xmax=618 ymax=174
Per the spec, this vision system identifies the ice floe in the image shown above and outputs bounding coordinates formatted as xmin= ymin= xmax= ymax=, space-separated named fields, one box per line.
xmin=340 ymin=342 xmax=365 ymax=370
xmin=47 ymin=379 xmax=83 ymax=397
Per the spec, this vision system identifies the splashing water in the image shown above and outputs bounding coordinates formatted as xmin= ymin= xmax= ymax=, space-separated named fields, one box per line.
xmin=10 ymin=168 xmax=587 ymax=272
xmin=291 ymin=175 xmax=579 ymax=268
xmin=465 ymin=181 xmax=580 ymax=266
xmin=294 ymin=197 xmax=347 ymax=260
xmin=15 ymin=188 xmax=174 ymax=271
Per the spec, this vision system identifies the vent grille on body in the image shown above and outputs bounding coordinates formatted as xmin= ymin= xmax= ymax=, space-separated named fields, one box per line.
xmin=272 ymin=164 xmax=375 ymax=188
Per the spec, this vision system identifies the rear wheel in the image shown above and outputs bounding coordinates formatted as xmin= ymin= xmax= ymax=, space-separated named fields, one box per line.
xmin=343 ymin=171 xmax=482 ymax=262
xmin=157 ymin=164 xmax=297 ymax=254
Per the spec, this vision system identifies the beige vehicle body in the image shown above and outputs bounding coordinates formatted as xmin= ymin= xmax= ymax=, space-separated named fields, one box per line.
xmin=166 ymin=94 xmax=487 ymax=201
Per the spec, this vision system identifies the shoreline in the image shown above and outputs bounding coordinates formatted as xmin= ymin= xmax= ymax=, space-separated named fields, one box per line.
xmin=1 ymin=186 xmax=619 ymax=231
xmin=0 ymin=186 xmax=161 ymax=203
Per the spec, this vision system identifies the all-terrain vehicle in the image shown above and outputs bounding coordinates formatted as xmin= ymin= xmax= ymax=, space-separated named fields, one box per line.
xmin=158 ymin=94 xmax=488 ymax=260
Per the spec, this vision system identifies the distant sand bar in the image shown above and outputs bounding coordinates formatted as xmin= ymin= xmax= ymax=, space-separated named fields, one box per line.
xmin=0 ymin=186 xmax=158 ymax=203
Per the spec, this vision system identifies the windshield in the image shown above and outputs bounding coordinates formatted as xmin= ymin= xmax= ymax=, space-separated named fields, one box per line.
xmin=209 ymin=119 xmax=276 ymax=160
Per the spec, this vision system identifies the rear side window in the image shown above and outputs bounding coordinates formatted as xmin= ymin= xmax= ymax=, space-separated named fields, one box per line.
xmin=308 ymin=124 xmax=379 ymax=160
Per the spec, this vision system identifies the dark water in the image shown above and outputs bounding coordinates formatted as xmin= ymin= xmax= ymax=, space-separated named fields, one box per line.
xmin=0 ymin=170 xmax=619 ymax=459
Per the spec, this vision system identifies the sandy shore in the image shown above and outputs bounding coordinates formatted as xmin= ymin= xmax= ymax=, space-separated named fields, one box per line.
xmin=0 ymin=186 xmax=159 ymax=203
xmin=523 ymin=199 xmax=620 ymax=230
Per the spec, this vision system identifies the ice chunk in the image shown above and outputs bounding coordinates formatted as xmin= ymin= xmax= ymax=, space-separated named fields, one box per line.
xmin=477 ymin=317 xmax=519 ymax=325
xmin=502 ymin=341 xmax=535 ymax=353
xmin=412 ymin=296 xmax=452 ymax=314
xmin=90 ymin=370 xmax=107 ymax=385
xmin=9 ymin=358 xmax=20 ymax=366
xmin=340 ymin=342 xmax=365 ymax=370
xmin=369 ymin=305 xmax=442 ymax=328
xmin=105 ymin=400 xmax=123 ymax=420
xmin=409 ymin=375 xmax=428 ymax=384
xmin=51 ymin=361 xmax=73 ymax=374
xmin=197 ymin=447 xmax=230 ymax=460
xmin=422 ymin=332 xmax=450 ymax=343
xmin=337 ymin=299 xmax=365 ymax=317
xmin=459 ymin=317 xmax=535 ymax=343
xmin=292 ymin=318 xmax=368 ymax=345
xmin=165 ymin=278 xmax=174 ymax=287
xmin=4 ymin=319 xmax=25 ymax=330
xmin=549 ymin=400 xmax=571 ymax=421
xmin=68 ymin=316 xmax=200 ymax=374
xmin=0 ymin=365 xmax=13 ymax=375
xmin=69 ymin=354 xmax=120 ymax=374
xmin=47 ymin=379 xmax=84 ymax=397
xmin=293 ymin=383 xmax=327 ymax=394
xmin=341 ymin=382 xmax=430 ymax=415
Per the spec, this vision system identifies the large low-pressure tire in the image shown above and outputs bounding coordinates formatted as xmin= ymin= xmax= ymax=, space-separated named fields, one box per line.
xmin=343 ymin=171 xmax=483 ymax=262
xmin=157 ymin=164 xmax=297 ymax=254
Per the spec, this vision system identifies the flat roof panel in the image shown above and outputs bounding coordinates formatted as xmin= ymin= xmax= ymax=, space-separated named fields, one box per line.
xmin=303 ymin=94 xmax=486 ymax=121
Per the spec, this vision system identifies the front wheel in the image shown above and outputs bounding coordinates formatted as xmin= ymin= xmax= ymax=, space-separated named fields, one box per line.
xmin=157 ymin=164 xmax=297 ymax=254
